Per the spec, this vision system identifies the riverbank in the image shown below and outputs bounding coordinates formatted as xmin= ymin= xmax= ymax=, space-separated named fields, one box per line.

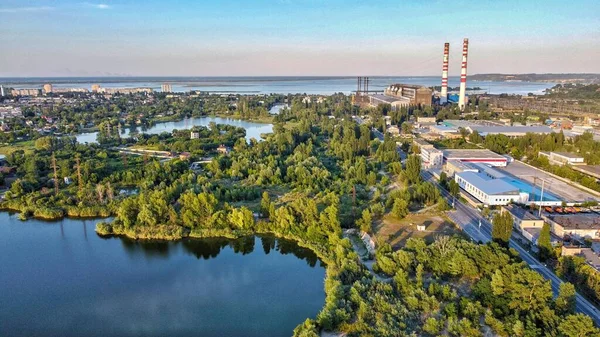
xmin=95 ymin=220 xmax=333 ymax=263
xmin=1 ymin=201 xmax=113 ymax=221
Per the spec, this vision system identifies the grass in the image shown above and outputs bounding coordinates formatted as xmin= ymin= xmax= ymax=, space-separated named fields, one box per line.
xmin=0 ymin=140 xmax=35 ymax=156
xmin=373 ymin=212 xmax=464 ymax=249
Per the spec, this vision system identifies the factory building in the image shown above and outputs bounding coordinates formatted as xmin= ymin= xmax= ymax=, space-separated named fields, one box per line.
xmin=445 ymin=160 xmax=479 ymax=177
xmin=546 ymin=214 xmax=600 ymax=240
xmin=440 ymin=120 xmax=554 ymax=137
xmin=468 ymin=125 xmax=553 ymax=137
xmin=539 ymin=151 xmax=585 ymax=166
xmin=384 ymin=84 xmax=432 ymax=106
xmin=455 ymin=171 xmax=529 ymax=205
xmin=442 ymin=149 xmax=508 ymax=167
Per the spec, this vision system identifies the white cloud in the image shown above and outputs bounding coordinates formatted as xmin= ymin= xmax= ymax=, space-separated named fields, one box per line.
xmin=0 ymin=6 xmax=54 ymax=13
xmin=82 ymin=3 xmax=112 ymax=10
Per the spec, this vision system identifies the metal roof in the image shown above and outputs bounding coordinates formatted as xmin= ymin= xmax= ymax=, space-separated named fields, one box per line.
xmin=369 ymin=94 xmax=409 ymax=104
xmin=552 ymin=152 xmax=584 ymax=159
xmin=469 ymin=125 xmax=553 ymax=135
xmin=443 ymin=149 xmax=506 ymax=160
xmin=456 ymin=171 xmax=520 ymax=195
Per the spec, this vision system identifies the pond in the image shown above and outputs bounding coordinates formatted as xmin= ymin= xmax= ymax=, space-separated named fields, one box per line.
xmin=76 ymin=116 xmax=273 ymax=144
xmin=0 ymin=213 xmax=326 ymax=337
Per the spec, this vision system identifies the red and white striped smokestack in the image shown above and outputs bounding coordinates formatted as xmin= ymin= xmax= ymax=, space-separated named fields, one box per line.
xmin=441 ymin=42 xmax=450 ymax=103
xmin=458 ymin=38 xmax=469 ymax=110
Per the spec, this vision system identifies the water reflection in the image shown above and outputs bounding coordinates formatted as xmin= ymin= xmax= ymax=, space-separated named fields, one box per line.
xmin=113 ymin=234 xmax=322 ymax=267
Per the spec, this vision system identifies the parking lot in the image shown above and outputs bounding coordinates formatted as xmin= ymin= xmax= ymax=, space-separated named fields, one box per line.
xmin=499 ymin=161 xmax=599 ymax=203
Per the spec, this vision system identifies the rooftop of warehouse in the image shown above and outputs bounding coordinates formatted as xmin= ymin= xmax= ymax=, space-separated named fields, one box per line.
xmin=369 ymin=94 xmax=409 ymax=103
xmin=468 ymin=125 xmax=554 ymax=134
xmin=456 ymin=171 xmax=520 ymax=195
xmin=442 ymin=148 xmax=506 ymax=159
xmin=549 ymin=214 xmax=600 ymax=229
xmin=552 ymin=152 xmax=585 ymax=159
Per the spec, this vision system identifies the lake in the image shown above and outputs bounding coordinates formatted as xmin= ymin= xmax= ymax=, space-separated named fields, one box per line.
xmin=76 ymin=116 xmax=273 ymax=144
xmin=0 ymin=213 xmax=326 ymax=337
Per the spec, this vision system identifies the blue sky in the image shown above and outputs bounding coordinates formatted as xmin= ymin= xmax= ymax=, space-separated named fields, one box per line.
xmin=1 ymin=0 xmax=599 ymax=76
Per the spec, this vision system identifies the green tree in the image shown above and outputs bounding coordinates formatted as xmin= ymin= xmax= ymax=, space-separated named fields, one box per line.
xmin=228 ymin=207 xmax=255 ymax=230
xmin=357 ymin=209 xmax=372 ymax=233
xmin=448 ymin=179 xmax=460 ymax=197
xmin=538 ymin=222 xmax=553 ymax=261
xmin=392 ymin=198 xmax=409 ymax=219
xmin=401 ymin=122 xmax=413 ymax=134
xmin=555 ymin=282 xmax=576 ymax=316
xmin=492 ymin=211 xmax=513 ymax=245
xmin=179 ymin=191 xmax=218 ymax=228
xmin=260 ymin=191 xmax=271 ymax=218
xmin=405 ymin=154 xmax=421 ymax=184
xmin=558 ymin=314 xmax=600 ymax=337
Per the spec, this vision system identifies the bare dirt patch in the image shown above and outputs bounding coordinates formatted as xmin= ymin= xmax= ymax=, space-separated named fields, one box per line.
xmin=373 ymin=212 xmax=463 ymax=249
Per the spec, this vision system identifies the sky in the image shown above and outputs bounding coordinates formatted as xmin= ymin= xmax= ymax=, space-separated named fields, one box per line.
xmin=0 ymin=0 xmax=599 ymax=77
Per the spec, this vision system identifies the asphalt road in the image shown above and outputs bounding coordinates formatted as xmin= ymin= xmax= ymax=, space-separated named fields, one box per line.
xmin=421 ymin=171 xmax=600 ymax=324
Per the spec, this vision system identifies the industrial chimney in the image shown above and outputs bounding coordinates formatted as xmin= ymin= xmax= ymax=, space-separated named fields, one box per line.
xmin=458 ymin=38 xmax=469 ymax=110
xmin=440 ymin=42 xmax=450 ymax=104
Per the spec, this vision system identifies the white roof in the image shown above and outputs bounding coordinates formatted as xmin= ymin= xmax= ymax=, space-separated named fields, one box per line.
xmin=456 ymin=171 xmax=520 ymax=195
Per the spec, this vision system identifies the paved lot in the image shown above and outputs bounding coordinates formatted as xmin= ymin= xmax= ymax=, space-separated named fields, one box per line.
xmin=499 ymin=161 xmax=598 ymax=202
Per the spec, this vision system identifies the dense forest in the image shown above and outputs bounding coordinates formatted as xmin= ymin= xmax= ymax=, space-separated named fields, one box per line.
xmin=87 ymin=105 xmax=596 ymax=336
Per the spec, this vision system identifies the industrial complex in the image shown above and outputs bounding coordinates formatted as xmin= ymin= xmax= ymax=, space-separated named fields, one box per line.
xmin=355 ymin=38 xmax=470 ymax=111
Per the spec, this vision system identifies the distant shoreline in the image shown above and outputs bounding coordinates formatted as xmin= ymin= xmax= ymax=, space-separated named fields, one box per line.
xmin=471 ymin=73 xmax=600 ymax=83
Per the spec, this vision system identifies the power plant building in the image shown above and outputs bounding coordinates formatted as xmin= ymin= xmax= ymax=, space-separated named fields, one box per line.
xmin=384 ymin=84 xmax=432 ymax=106
xmin=368 ymin=94 xmax=410 ymax=110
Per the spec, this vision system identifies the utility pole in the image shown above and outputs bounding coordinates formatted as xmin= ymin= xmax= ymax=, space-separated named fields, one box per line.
xmin=52 ymin=152 xmax=59 ymax=196
xmin=538 ymin=179 xmax=545 ymax=218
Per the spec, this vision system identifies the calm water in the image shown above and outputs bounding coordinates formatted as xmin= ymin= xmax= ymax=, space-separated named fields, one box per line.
xmin=76 ymin=116 xmax=273 ymax=144
xmin=1 ymin=76 xmax=554 ymax=95
xmin=0 ymin=213 xmax=326 ymax=337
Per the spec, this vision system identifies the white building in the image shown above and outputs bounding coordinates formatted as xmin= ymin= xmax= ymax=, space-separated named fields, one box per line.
xmin=190 ymin=131 xmax=200 ymax=139
xmin=455 ymin=171 xmax=529 ymax=205
xmin=161 ymin=83 xmax=172 ymax=93
xmin=421 ymin=147 xmax=443 ymax=169
xmin=539 ymin=151 xmax=585 ymax=166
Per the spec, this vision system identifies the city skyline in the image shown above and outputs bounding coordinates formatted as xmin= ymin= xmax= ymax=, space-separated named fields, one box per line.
xmin=1 ymin=0 xmax=599 ymax=77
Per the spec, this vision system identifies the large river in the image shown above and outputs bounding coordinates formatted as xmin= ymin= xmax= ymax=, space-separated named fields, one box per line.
xmin=2 ymin=76 xmax=554 ymax=95
xmin=0 ymin=213 xmax=326 ymax=337
xmin=76 ymin=116 xmax=273 ymax=144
